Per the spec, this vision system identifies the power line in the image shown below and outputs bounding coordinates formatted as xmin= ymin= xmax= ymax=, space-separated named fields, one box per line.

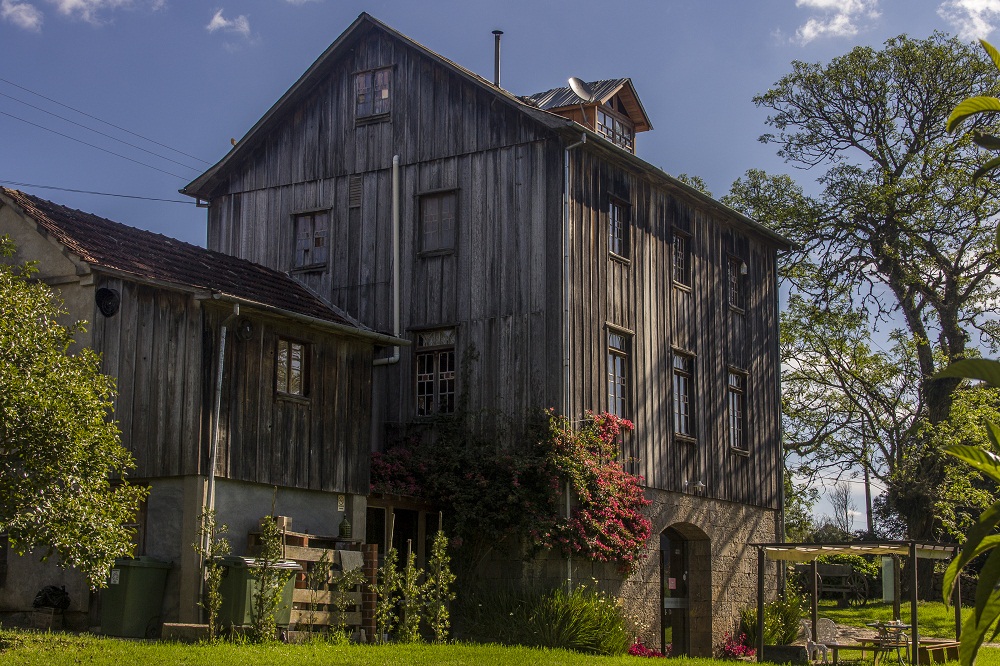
xmin=0 ymin=90 xmax=203 ymax=173
xmin=0 ymin=76 xmax=211 ymax=165
xmin=0 ymin=180 xmax=195 ymax=204
xmin=0 ymin=109 xmax=189 ymax=179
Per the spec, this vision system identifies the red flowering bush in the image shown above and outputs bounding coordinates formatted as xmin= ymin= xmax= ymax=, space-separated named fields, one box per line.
xmin=542 ymin=411 xmax=652 ymax=573
xmin=629 ymin=640 xmax=669 ymax=657
xmin=369 ymin=409 xmax=651 ymax=573
xmin=719 ymin=632 xmax=756 ymax=659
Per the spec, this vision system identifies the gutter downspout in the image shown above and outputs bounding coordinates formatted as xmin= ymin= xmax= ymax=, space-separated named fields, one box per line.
xmin=205 ymin=302 xmax=239 ymax=549
xmin=374 ymin=154 xmax=401 ymax=366
xmin=563 ymin=132 xmax=586 ymax=594
xmin=199 ymin=301 xmax=238 ymax=609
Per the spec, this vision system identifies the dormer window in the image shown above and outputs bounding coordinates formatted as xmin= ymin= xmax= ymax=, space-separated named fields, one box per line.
xmin=597 ymin=108 xmax=634 ymax=153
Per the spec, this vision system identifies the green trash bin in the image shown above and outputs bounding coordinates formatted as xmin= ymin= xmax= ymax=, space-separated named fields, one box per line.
xmin=101 ymin=556 xmax=172 ymax=638
xmin=216 ymin=556 xmax=301 ymax=629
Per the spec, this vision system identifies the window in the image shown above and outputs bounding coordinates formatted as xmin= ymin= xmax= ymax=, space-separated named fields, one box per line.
xmin=597 ymin=108 xmax=634 ymax=153
xmin=608 ymin=331 xmax=629 ymax=418
xmin=608 ymin=199 xmax=628 ymax=258
xmin=672 ymin=231 xmax=691 ymax=287
xmin=356 ymin=67 xmax=391 ymax=119
xmin=276 ymin=338 xmax=307 ymax=397
xmin=672 ymin=352 xmax=694 ymax=438
xmin=415 ymin=329 xmax=456 ymax=416
xmin=728 ymin=257 xmax=746 ymax=310
xmin=728 ymin=370 xmax=747 ymax=451
xmin=420 ymin=192 xmax=457 ymax=253
xmin=293 ymin=211 xmax=329 ymax=269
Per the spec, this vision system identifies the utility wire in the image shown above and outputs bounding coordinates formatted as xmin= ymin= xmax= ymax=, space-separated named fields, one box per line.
xmin=0 ymin=76 xmax=211 ymax=165
xmin=0 ymin=110 xmax=188 ymax=179
xmin=0 ymin=180 xmax=195 ymax=204
xmin=0 ymin=90 xmax=202 ymax=172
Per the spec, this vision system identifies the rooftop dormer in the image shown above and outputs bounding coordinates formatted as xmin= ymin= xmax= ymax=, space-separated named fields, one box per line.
xmin=522 ymin=78 xmax=652 ymax=154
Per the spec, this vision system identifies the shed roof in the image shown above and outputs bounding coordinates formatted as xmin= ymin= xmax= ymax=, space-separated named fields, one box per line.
xmin=754 ymin=541 xmax=957 ymax=562
xmin=1 ymin=187 xmax=401 ymax=343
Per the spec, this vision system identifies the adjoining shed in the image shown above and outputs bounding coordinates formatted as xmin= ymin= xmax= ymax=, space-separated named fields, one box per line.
xmin=753 ymin=541 xmax=959 ymax=665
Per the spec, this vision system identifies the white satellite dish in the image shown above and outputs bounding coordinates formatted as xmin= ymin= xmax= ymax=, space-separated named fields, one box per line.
xmin=568 ymin=77 xmax=596 ymax=103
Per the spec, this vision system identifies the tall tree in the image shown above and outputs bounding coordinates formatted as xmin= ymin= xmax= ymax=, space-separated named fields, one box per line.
xmin=0 ymin=238 xmax=146 ymax=587
xmin=724 ymin=34 xmax=1000 ymax=577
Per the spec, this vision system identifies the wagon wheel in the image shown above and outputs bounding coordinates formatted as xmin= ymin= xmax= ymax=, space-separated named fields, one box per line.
xmin=846 ymin=573 xmax=869 ymax=606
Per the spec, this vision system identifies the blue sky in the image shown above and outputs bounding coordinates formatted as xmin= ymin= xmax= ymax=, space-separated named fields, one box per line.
xmin=1 ymin=0 xmax=996 ymax=523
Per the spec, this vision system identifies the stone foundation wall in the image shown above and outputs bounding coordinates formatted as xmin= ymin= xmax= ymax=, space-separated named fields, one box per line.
xmin=469 ymin=488 xmax=781 ymax=657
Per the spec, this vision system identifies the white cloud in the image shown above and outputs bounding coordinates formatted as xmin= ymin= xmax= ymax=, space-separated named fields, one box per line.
xmin=1 ymin=0 xmax=43 ymax=30
xmin=47 ymin=0 xmax=133 ymax=24
xmin=793 ymin=0 xmax=881 ymax=45
xmin=938 ymin=0 xmax=1000 ymax=41
xmin=206 ymin=8 xmax=249 ymax=38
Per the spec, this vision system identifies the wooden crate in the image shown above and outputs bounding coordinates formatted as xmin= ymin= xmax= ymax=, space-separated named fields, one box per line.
xmin=247 ymin=529 xmax=364 ymax=635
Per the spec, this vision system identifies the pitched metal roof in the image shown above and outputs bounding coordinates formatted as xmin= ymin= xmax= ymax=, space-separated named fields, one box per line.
xmin=1 ymin=187 xmax=400 ymax=342
xmin=524 ymin=78 xmax=631 ymax=110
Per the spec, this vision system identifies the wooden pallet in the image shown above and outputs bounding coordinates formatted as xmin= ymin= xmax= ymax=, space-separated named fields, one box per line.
xmin=248 ymin=529 xmax=363 ymax=634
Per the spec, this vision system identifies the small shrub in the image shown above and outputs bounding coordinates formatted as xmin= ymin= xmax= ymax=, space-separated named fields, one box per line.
xmin=423 ymin=528 xmax=457 ymax=643
xmin=720 ymin=632 xmax=756 ymax=659
xmin=331 ymin=566 xmax=366 ymax=637
xmin=397 ymin=545 xmax=422 ymax=643
xmin=192 ymin=510 xmax=230 ymax=641
xmin=454 ymin=583 xmax=629 ymax=656
xmin=373 ymin=546 xmax=401 ymax=643
xmin=249 ymin=516 xmax=295 ymax=643
xmin=740 ymin=588 xmax=803 ymax=646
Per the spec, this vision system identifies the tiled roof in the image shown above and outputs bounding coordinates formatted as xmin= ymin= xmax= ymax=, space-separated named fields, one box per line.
xmin=2 ymin=187 xmax=360 ymax=329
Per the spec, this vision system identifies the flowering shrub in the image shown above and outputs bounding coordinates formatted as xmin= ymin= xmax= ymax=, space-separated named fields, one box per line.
xmin=629 ymin=640 xmax=669 ymax=657
xmin=542 ymin=411 xmax=652 ymax=573
xmin=369 ymin=409 xmax=651 ymax=573
xmin=720 ymin=632 xmax=756 ymax=659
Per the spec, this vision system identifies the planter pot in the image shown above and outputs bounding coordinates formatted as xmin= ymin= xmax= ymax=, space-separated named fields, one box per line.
xmin=761 ymin=645 xmax=809 ymax=664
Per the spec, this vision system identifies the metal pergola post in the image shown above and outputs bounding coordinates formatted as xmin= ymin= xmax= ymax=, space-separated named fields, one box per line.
xmin=757 ymin=547 xmax=765 ymax=663
xmin=910 ymin=542 xmax=919 ymax=666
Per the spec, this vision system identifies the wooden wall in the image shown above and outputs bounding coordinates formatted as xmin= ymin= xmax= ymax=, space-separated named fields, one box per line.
xmin=198 ymin=22 xmax=783 ymax=509
xmin=212 ymin=306 xmax=374 ymax=496
xmin=91 ymin=275 xmax=374 ymax=495
xmin=91 ymin=277 xmax=206 ymax=479
xmin=566 ymin=148 xmax=782 ymax=509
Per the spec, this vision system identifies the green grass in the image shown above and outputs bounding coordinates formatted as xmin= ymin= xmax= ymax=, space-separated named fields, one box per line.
xmin=0 ymin=629 xmax=718 ymax=666
xmin=815 ymin=600 xmax=965 ymax=639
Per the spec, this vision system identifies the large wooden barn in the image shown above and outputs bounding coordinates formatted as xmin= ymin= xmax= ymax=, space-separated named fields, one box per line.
xmin=0 ymin=186 xmax=401 ymax=630
xmin=180 ymin=12 xmax=791 ymax=655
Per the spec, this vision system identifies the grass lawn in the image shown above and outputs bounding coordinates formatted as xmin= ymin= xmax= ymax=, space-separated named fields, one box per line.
xmin=0 ymin=629 xmax=726 ymax=666
xmin=816 ymin=600 xmax=964 ymax=639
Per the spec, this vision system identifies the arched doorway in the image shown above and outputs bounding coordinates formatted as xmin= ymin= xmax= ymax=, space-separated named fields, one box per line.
xmin=661 ymin=523 xmax=712 ymax=656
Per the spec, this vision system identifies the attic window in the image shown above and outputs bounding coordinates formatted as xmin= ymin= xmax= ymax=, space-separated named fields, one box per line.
xmin=293 ymin=211 xmax=329 ymax=270
xmin=597 ymin=108 xmax=634 ymax=153
xmin=356 ymin=67 xmax=391 ymax=120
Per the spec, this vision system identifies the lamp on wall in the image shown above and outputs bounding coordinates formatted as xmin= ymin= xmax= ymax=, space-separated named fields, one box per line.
xmin=684 ymin=479 xmax=706 ymax=494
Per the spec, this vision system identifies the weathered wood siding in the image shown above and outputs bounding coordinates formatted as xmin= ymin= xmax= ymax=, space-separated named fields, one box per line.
xmin=197 ymin=22 xmax=782 ymax=509
xmin=209 ymin=307 xmax=374 ymax=495
xmin=91 ymin=276 xmax=373 ymax=495
xmin=203 ymin=26 xmax=565 ymax=429
xmin=566 ymin=148 xmax=782 ymax=509
xmin=91 ymin=277 xmax=206 ymax=478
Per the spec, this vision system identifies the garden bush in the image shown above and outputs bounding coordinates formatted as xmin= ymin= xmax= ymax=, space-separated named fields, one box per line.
xmin=740 ymin=588 xmax=804 ymax=646
xmin=454 ymin=583 xmax=630 ymax=656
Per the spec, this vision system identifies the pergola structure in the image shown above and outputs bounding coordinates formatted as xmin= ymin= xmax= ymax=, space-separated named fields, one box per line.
xmin=752 ymin=542 xmax=960 ymax=665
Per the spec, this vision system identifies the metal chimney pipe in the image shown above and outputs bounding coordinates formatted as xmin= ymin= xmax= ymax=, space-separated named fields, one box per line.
xmin=492 ymin=29 xmax=503 ymax=87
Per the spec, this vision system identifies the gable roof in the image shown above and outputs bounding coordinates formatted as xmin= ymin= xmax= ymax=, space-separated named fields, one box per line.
xmin=0 ymin=187 xmax=402 ymax=343
xmin=181 ymin=13 xmax=792 ymax=251
xmin=522 ymin=78 xmax=652 ymax=132
xmin=182 ymin=12 xmax=566 ymax=198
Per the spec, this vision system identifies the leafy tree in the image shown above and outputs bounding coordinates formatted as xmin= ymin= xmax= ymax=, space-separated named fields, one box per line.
xmin=0 ymin=237 xmax=146 ymax=588
xmin=782 ymin=470 xmax=817 ymax=542
xmin=724 ymin=34 xmax=1000 ymax=573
